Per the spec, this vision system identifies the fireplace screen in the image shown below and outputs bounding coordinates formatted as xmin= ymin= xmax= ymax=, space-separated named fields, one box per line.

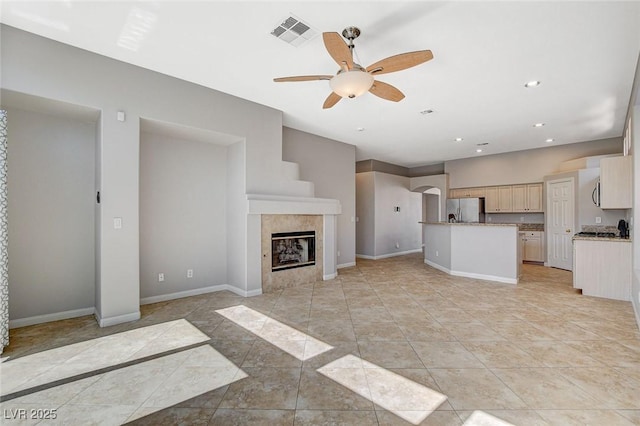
xmin=272 ymin=231 xmax=316 ymax=271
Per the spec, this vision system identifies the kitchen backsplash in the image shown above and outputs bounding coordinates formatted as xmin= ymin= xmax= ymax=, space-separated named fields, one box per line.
xmin=519 ymin=223 xmax=544 ymax=231
xmin=486 ymin=213 xmax=544 ymax=224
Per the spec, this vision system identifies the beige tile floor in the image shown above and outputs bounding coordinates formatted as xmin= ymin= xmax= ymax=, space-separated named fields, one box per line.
xmin=1 ymin=254 xmax=639 ymax=425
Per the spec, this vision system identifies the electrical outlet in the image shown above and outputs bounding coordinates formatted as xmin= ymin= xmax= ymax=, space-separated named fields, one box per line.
xmin=158 ymin=273 xmax=164 ymax=282
xmin=435 ymin=250 xmax=439 ymax=257
xmin=337 ymin=251 xmax=341 ymax=257
xmin=187 ymin=269 xmax=193 ymax=278
xmin=395 ymin=242 xmax=400 ymax=249
xmin=595 ymin=217 xmax=602 ymax=224
xmin=520 ymin=216 xmax=525 ymax=222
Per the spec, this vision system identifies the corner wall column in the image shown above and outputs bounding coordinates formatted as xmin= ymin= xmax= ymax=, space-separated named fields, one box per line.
xmin=323 ymin=214 xmax=338 ymax=280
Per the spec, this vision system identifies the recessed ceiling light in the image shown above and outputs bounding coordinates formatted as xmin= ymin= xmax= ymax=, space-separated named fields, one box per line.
xmin=546 ymin=138 xmax=554 ymax=143
xmin=525 ymin=80 xmax=540 ymax=88
xmin=420 ymin=109 xmax=434 ymax=115
xmin=454 ymin=137 xmax=463 ymax=142
xmin=356 ymin=127 xmax=365 ymax=132
xmin=476 ymin=149 xmax=483 ymax=153
xmin=533 ymin=123 xmax=545 ymax=127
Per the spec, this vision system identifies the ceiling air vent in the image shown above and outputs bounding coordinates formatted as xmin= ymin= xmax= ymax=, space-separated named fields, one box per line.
xmin=270 ymin=15 xmax=318 ymax=47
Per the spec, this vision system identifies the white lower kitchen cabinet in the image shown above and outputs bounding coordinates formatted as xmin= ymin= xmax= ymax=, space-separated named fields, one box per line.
xmin=573 ymin=239 xmax=631 ymax=301
xmin=522 ymin=231 xmax=544 ymax=262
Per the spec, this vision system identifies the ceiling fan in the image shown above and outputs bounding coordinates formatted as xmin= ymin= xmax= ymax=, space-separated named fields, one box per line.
xmin=273 ymin=26 xmax=433 ymax=109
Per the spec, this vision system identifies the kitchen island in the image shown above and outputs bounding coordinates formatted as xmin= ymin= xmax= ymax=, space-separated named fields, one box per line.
xmin=422 ymin=222 xmax=520 ymax=284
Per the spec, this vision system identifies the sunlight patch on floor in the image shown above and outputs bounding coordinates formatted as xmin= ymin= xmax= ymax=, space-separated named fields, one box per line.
xmin=463 ymin=410 xmax=515 ymax=425
xmin=216 ymin=305 xmax=333 ymax=361
xmin=0 ymin=345 xmax=246 ymax=424
xmin=317 ymin=354 xmax=448 ymax=425
xmin=0 ymin=319 xmax=209 ymax=396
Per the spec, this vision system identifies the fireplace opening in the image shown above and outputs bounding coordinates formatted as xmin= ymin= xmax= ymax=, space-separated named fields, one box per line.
xmin=272 ymin=231 xmax=316 ymax=272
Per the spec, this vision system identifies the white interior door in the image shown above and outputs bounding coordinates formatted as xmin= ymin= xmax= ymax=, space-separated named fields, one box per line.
xmin=547 ymin=178 xmax=574 ymax=270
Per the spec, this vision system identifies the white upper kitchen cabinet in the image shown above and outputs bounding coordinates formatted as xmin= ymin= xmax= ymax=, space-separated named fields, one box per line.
xmin=600 ymin=156 xmax=632 ymax=209
xmin=486 ymin=185 xmax=513 ymax=213
xmin=449 ymin=187 xmax=486 ymax=198
xmin=512 ymin=183 xmax=543 ymax=212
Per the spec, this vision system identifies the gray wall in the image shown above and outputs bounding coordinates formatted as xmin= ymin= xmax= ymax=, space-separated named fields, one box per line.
xmin=139 ymin=131 xmax=228 ymax=299
xmin=356 ymin=171 xmax=422 ymax=258
xmin=425 ymin=194 xmax=440 ymax=222
xmin=373 ymin=172 xmax=422 ymax=257
xmin=445 ymin=137 xmax=623 ymax=188
xmin=226 ymin=140 xmax=248 ymax=291
xmin=7 ymin=107 xmax=96 ymax=319
xmin=355 ymin=172 xmax=375 ymax=257
xmin=282 ymin=127 xmax=356 ymax=267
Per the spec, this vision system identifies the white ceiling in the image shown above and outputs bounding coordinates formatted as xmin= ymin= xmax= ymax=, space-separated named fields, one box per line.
xmin=2 ymin=1 xmax=639 ymax=167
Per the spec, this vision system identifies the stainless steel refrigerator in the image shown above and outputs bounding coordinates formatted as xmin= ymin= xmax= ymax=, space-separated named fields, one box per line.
xmin=446 ymin=198 xmax=486 ymax=223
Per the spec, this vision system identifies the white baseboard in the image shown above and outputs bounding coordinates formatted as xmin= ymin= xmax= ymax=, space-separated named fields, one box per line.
xmin=9 ymin=307 xmax=95 ymax=329
xmin=450 ymin=270 xmax=517 ymax=285
xmin=323 ymin=273 xmax=338 ymax=280
xmin=425 ymin=259 xmax=451 ymax=274
xmin=356 ymin=248 xmax=422 ymax=261
xmin=356 ymin=254 xmax=375 ymax=260
xmin=96 ymin=311 xmax=141 ymax=328
xmin=226 ymin=286 xmax=262 ymax=297
xmin=140 ymin=285 xmax=229 ymax=305
xmin=425 ymin=259 xmax=517 ymax=284
xmin=337 ymin=262 xmax=356 ymax=269
xmin=141 ymin=284 xmax=262 ymax=304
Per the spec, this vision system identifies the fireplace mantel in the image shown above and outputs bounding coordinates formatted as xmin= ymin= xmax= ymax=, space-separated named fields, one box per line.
xmin=245 ymin=194 xmax=341 ymax=295
xmin=247 ymin=193 xmax=341 ymax=215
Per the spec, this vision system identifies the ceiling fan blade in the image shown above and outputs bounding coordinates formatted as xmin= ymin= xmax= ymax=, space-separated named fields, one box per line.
xmin=323 ymin=32 xmax=353 ymax=70
xmin=369 ymin=80 xmax=405 ymax=102
xmin=366 ymin=50 xmax=433 ymax=75
xmin=323 ymin=92 xmax=342 ymax=109
xmin=274 ymin=75 xmax=333 ymax=82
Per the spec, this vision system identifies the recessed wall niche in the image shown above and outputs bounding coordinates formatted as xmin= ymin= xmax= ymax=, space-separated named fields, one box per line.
xmin=2 ymin=90 xmax=100 ymax=322
xmin=138 ymin=118 xmax=242 ymax=301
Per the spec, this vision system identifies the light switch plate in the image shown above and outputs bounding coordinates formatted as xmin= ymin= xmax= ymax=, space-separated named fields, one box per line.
xmin=114 ymin=217 xmax=122 ymax=229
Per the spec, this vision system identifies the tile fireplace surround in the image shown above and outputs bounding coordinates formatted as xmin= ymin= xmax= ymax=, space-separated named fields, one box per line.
xmin=246 ymin=193 xmax=341 ymax=296
xmin=261 ymin=214 xmax=323 ymax=293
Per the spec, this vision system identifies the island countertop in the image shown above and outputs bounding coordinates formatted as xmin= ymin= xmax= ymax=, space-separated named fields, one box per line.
xmin=419 ymin=221 xmax=518 ymax=227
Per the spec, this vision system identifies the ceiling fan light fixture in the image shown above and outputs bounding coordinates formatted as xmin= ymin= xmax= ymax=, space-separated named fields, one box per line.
xmin=330 ymin=70 xmax=374 ymax=98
